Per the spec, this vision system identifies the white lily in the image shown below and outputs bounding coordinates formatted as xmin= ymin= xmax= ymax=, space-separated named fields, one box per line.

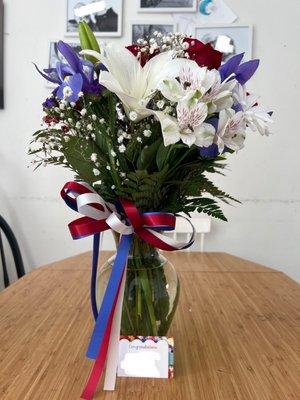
xmin=82 ymin=44 xmax=191 ymax=121
xmin=214 ymin=109 xmax=246 ymax=153
xmin=233 ymin=84 xmax=273 ymax=136
xmin=157 ymin=101 xmax=211 ymax=147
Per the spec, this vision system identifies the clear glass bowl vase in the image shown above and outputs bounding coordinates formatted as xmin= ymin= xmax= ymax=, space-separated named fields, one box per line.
xmin=96 ymin=236 xmax=180 ymax=336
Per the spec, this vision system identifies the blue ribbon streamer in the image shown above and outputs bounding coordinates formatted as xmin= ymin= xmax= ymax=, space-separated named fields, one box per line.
xmin=86 ymin=234 xmax=133 ymax=360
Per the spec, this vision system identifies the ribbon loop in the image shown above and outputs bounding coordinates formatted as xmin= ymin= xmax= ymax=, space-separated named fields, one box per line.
xmin=106 ymin=213 xmax=134 ymax=235
xmin=120 ymin=198 xmax=144 ymax=232
xmin=77 ymin=192 xmax=111 ymax=220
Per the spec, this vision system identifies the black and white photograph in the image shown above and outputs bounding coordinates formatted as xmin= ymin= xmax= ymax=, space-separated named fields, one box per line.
xmin=0 ymin=0 xmax=4 ymax=109
xmin=195 ymin=25 xmax=253 ymax=62
xmin=132 ymin=23 xmax=174 ymax=43
xmin=139 ymin=0 xmax=197 ymax=13
xmin=66 ymin=0 xmax=123 ymax=37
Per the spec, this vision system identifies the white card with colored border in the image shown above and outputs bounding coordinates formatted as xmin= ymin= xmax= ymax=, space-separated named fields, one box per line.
xmin=117 ymin=336 xmax=174 ymax=379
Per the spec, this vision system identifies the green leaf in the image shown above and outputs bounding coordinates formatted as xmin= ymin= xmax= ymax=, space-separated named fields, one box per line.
xmin=116 ymin=167 xmax=169 ymax=211
xmin=78 ymin=21 xmax=100 ymax=63
xmin=156 ymin=142 xmax=170 ymax=170
xmin=185 ymin=197 xmax=228 ymax=221
xmin=137 ymin=138 xmax=162 ymax=170
xmin=62 ymin=136 xmax=98 ymax=183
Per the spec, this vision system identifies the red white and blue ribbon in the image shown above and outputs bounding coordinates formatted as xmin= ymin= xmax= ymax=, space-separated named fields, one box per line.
xmin=61 ymin=181 xmax=195 ymax=399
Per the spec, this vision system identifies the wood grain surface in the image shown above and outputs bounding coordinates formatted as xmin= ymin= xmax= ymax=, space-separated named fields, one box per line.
xmin=0 ymin=252 xmax=299 ymax=400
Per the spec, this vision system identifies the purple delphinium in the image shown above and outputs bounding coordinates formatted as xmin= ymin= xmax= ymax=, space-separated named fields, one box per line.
xmin=199 ymin=143 xmax=220 ymax=158
xmin=35 ymin=41 xmax=101 ymax=105
xmin=219 ymin=53 xmax=260 ymax=85
xmin=42 ymin=96 xmax=57 ymax=109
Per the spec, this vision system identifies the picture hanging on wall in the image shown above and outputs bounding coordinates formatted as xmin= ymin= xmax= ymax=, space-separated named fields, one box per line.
xmin=195 ymin=25 xmax=253 ymax=62
xmin=132 ymin=23 xmax=174 ymax=43
xmin=0 ymin=0 xmax=4 ymax=109
xmin=66 ymin=0 xmax=123 ymax=37
xmin=138 ymin=0 xmax=197 ymax=13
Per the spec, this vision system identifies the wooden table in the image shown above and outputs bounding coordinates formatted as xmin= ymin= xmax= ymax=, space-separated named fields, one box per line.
xmin=0 ymin=252 xmax=299 ymax=399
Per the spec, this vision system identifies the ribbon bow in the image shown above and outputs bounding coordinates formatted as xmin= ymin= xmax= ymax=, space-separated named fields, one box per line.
xmin=61 ymin=181 xmax=195 ymax=399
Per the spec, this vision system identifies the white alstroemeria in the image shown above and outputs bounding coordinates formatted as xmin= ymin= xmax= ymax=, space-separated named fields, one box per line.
xmin=214 ymin=109 xmax=246 ymax=153
xmin=156 ymin=102 xmax=209 ymax=147
xmin=233 ymin=84 xmax=273 ymax=136
xmin=159 ymin=63 xmax=236 ymax=113
xmin=202 ymin=75 xmax=236 ymax=114
xmin=195 ymin=123 xmax=216 ymax=147
xmin=158 ymin=64 xmax=217 ymax=105
xmin=82 ymin=44 xmax=190 ymax=121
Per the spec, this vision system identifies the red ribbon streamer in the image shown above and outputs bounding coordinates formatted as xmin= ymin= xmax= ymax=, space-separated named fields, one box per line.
xmin=80 ymin=273 xmax=123 ymax=400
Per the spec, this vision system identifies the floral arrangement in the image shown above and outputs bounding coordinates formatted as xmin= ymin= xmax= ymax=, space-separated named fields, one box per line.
xmin=29 ymin=25 xmax=272 ymax=222
xmin=29 ymin=24 xmax=273 ymax=398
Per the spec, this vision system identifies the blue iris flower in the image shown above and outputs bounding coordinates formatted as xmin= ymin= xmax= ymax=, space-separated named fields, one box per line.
xmin=35 ymin=41 xmax=101 ymax=104
xmin=219 ymin=53 xmax=260 ymax=85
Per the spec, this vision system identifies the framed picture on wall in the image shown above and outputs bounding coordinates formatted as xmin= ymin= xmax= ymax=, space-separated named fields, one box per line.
xmin=195 ymin=25 xmax=253 ymax=63
xmin=66 ymin=0 xmax=123 ymax=37
xmin=0 ymin=0 xmax=4 ymax=109
xmin=138 ymin=0 xmax=197 ymax=13
xmin=132 ymin=22 xmax=175 ymax=43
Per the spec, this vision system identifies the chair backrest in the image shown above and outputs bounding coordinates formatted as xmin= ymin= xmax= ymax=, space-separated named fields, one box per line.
xmin=0 ymin=215 xmax=25 ymax=288
xmin=171 ymin=215 xmax=211 ymax=252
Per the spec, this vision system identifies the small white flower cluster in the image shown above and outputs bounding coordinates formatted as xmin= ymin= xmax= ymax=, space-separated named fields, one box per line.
xmin=116 ymin=129 xmax=132 ymax=153
xmin=136 ymin=32 xmax=189 ymax=59
xmin=29 ymin=128 xmax=68 ymax=167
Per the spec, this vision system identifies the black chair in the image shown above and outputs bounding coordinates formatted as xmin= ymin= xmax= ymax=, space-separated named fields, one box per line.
xmin=0 ymin=215 xmax=25 ymax=288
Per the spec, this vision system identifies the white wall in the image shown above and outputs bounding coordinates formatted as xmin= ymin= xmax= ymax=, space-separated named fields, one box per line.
xmin=0 ymin=0 xmax=299 ymax=283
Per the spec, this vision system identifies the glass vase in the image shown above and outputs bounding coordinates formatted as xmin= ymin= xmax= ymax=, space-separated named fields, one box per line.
xmin=96 ymin=235 xmax=180 ymax=336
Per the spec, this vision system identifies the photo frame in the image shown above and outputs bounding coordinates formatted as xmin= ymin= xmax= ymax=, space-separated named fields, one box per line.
xmin=66 ymin=0 xmax=123 ymax=37
xmin=131 ymin=22 xmax=175 ymax=43
xmin=194 ymin=25 xmax=253 ymax=62
xmin=138 ymin=0 xmax=197 ymax=13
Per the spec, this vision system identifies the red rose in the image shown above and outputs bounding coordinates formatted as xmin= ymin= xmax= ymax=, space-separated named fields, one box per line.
xmin=184 ymin=38 xmax=223 ymax=70
xmin=126 ymin=45 xmax=160 ymax=67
